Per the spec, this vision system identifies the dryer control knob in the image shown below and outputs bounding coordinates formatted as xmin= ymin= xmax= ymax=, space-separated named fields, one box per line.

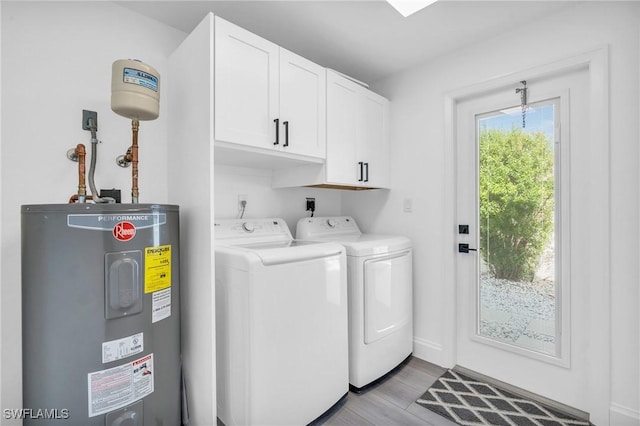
xmin=242 ymin=222 xmax=255 ymax=233
xmin=326 ymin=219 xmax=337 ymax=228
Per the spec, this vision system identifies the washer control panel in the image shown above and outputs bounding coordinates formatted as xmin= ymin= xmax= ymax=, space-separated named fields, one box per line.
xmin=296 ymin=216 xmax=361 ymax=239
xmin=242 ymin=222 xmax=255 ymax=233
xmin=215 ymin=218 xmax=292 ymax=244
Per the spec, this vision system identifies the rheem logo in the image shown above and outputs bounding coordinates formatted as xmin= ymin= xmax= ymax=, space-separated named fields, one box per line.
xmin=113 ymin=221 xmax=136 ymax=241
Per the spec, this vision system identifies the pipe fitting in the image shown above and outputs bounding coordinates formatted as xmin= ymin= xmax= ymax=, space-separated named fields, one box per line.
xmin=67 ymin=143 xmax=87 ymax=203
xmin=75 ymin=143 xmax=86 ymax=203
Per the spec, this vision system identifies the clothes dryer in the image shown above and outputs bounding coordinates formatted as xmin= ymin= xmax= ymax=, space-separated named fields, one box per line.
xmin=215 ymin=218 xmax=349 ymax=425
xmin=296 ymin=216 xmax=413 ymax=389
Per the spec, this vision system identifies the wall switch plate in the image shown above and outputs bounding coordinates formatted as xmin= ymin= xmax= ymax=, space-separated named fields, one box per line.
xmin=403 ymin=198 xmax=413 ymax=213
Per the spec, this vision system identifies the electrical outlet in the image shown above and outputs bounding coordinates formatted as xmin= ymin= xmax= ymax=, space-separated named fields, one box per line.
xmin=82 ymin=109 xmax=98 ymax=130
xmin=100 ymin=189 xmax=121 ymax=203
xmin=306 ymin=197 xmax=316 ymax=212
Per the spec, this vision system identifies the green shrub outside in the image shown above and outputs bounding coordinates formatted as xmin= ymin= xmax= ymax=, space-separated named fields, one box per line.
xmin=479 ymin=128 xmax=554 ymax=282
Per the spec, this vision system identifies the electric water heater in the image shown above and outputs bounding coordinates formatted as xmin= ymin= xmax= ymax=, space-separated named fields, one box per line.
xmin=21 ymin=203 xmax=180 ymax=425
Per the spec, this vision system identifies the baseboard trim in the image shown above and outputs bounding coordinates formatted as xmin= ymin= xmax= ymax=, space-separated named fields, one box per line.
xmin=610 ymin=403 xmax=640 ymax=426
xmin=453 ymin=365 xmax=590 ymax=422
xmin=413 ymin=337 xmax=444 ymax=366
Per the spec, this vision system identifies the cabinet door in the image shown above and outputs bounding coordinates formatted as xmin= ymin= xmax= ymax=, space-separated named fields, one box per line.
xmin=214 ymin=17 xmax=279 ymax=149
xmin=279 ymin=48 xmax=326 ymax=159
xmin=326 ymin=70 xmax=359 ymax=185
xmin=360 ymin=91 xmax=390 ymax=188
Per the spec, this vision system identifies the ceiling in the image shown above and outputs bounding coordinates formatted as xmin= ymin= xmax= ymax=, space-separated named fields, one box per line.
xmin=115 ymin=0 xmax=580 ymax=84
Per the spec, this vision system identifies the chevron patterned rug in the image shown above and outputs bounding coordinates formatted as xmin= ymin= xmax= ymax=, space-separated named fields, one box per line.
xmin=416 ymin=370 xmax=591 ymax=426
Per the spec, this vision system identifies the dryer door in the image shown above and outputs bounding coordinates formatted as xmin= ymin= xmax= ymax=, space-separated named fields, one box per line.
xmin=363 ymin=250 xmax=412 ymax=344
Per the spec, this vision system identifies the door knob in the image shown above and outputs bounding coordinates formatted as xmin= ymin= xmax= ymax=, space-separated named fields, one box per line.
xmin=458 ymin=243 xmax=477 ymax=253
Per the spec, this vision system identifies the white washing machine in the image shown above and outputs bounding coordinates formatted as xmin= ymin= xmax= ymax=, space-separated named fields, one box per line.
xmin=214 ymin=218 xmax=349 ymax=426
xmin=296 ymin=216 xmax=413 ymax=389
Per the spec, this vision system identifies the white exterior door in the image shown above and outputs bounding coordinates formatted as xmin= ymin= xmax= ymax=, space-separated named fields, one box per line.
xmin=454 ymin=64 xmax=606 ymax=419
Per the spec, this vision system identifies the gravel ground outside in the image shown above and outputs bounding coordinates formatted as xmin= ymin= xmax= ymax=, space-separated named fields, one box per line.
xmin=476 ymin=238 xmax=557 ymax=353
xmin=479 ymin=273 xmax=556 ymax=352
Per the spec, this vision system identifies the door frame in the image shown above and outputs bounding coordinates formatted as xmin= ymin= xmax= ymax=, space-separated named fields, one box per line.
xmin=442 ymin=47 xmax=610 ymax=425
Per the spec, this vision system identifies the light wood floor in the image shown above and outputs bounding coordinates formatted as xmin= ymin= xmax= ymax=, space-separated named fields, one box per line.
xmin=311 ymin=356 xmax=458 ymax=426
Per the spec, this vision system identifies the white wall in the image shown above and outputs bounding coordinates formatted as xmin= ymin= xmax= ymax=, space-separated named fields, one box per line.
xmin=214 ymin=165 xmax=342 ymax=234
xmin=344 ymin=2 xmax=639 ymax=425
xmin=1 ymin=1 xmax=185 ymax=420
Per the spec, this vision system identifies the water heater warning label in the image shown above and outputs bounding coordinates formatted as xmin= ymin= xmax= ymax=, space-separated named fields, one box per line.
xmin=87 ymin=353 xmax=154 ymax=417
xmin=152 ymin=288 xmax=171 ymax=323
xmin=102 ymin=332 xmax=144 ymax=364
xmin=144 ymin=245 xmax=171 ymax=293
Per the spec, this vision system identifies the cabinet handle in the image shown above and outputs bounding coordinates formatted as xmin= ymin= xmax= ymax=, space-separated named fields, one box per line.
xmin=358 ymin=162 xmax=364 ymax=182
xmin=273 ymin=118 xmax=280 ymax=145
xmin=364 ymin=162 xmax=369 ymax=182
xmin=283 ymin=121 xmax=289 ymax=147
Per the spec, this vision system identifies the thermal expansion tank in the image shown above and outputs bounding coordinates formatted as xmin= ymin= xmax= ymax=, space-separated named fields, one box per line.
xmin=111 ymin=59 xmax=160 ymax=121
xmin=21 ymin=204 xmax=180 ymax=426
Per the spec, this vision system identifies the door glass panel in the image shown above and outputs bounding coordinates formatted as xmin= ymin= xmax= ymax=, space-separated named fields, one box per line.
xmin=476 ymin=101 xmax=558 ymax=356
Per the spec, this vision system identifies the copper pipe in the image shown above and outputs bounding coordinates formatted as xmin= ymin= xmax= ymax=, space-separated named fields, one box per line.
xmin=131 ymin=119 xmax=139 ymax=203
xmin=75 ymin=143 xmax=86 ymax=203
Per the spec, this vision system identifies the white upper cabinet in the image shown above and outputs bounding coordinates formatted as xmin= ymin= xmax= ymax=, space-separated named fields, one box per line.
xmin=214 ymin=17 xmax=279 ymax=150
xmin=214 ymin=17 xmax=326 ymax=160
xmin=325 ymin=71 xmax=359 ymax=184
xmin=273 ymin=70 xmax=390 ymax=189
xmin=279 ymin=48 xmax=326 ymax=158
xmin=326 ymin=70 xmax=390 ymax=188
xmin=359 ymin=90 xmax=390 ymax=188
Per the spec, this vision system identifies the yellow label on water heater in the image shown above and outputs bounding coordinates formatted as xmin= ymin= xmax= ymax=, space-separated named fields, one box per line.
xmin=144 ymin=245 xmax=171 ymax=293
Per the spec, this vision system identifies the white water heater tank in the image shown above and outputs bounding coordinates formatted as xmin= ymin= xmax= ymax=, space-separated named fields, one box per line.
xmin=111 ymin=59 xmax=160 ymax=121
